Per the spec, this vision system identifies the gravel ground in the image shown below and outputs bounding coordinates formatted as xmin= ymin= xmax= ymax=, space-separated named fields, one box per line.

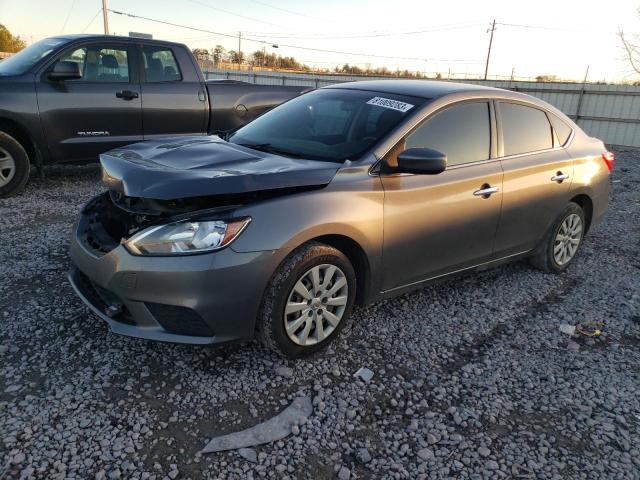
xmin=1 ymin=149 xmax=639 ymax=480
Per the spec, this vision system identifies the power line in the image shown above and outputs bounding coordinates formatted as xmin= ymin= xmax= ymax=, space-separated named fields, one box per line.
xmin=81 ymin=8 xmax=103 ymax=33
xmin=237 ymin=22 xmax=484 ymax=40
xmin=496 ymin=22 xmax=638 ymax=35
xmin=176 ymin=23 xmax=482 ymax=42
xmin=185 ymin=0 xmax=291 ymax=29
xmin=60 ymin=0 xmax=77 ymax=33
xmin=246 ymin=0 xmax=330 ymax=23
xmin=108 ymin=9 xmax=478 ymax=63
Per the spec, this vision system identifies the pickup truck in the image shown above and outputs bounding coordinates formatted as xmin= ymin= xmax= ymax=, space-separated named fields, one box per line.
xmin=0 ymin=34 xmax=309 ymax=197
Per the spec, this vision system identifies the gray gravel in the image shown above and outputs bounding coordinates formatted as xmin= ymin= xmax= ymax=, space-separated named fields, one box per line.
xmin=1 ymin=149 xmax=639 ymax=479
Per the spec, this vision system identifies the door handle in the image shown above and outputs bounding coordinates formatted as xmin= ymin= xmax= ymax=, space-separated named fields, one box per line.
xmin=551 ymin=172 xmax=570 ymax=183
xmin=473 ymin=185 xmax=499 ymax=198
xmin=116 ymin=90 xmax=139 ymax=100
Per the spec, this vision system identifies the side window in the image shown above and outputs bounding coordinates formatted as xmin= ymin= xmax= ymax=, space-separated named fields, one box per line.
xmin=142 ymin=46 xmax=182 ymax=82
xmin=547 ymin=112 xmax=572 ymax=146
xmin=56 ymin=45 xmax=130 ymax=83
xmin=500 ymin=103 xmax=553 ymax=156
xmin=405 ymin=102 xmax=491 ymax=167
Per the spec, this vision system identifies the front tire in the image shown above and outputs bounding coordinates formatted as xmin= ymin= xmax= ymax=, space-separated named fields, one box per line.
xmin=530 ymin=202 xmax=585 ymax=273
xmin=257 ymin=242 xmax=356 ymax=358
xmin=0 ymin=132 xmax=30 ymax=198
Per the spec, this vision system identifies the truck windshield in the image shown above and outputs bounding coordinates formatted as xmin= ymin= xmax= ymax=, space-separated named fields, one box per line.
xmin=0 ymin=38 xmax=67 ymax=76
xmin=229 ymin=88 xmax=424 ymax=162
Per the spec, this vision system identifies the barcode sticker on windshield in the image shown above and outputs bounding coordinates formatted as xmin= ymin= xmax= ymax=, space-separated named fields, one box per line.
xmin=366 ymin=97 xmax=414 ymax=113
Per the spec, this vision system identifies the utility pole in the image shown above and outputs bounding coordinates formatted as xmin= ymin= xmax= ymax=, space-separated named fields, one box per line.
xmin=238 ymin=31 xmax=242 ymax=70
xmin=102 ymin=0 xmax=109 ymax=35
xmin=483 ymin=19 xmax=496 ymax=81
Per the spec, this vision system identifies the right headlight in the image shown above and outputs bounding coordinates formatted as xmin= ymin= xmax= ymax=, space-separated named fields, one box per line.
xmin=124 ymin=217 xmax=251 ymax=256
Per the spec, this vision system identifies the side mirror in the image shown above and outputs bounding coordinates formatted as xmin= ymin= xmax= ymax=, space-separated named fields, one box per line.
xmin=394 ymin=147 xmax=447 ymax=175
xmin=48 ymin=61 xmax=82 ymax=81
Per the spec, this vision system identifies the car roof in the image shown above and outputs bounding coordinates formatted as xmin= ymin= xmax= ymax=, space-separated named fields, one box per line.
xmin=324 ymin=79 xmax=503 ymax=99
xmin=48 ymin=34 xmax=185 ymax=47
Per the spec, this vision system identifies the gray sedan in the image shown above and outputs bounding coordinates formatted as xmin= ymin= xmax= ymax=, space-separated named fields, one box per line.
xmin=69 ymin=80 xmax=612 ymax=357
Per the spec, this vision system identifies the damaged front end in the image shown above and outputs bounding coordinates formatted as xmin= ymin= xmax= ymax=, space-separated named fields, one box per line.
xmin=79 ymin=136 xmax=340 ymax=256
xmin=79 ymin=185 xmax=321 ymax=257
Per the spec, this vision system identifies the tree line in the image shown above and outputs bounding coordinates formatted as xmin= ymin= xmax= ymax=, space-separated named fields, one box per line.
xmin=0 ymin=24 xmax=26 ymax=53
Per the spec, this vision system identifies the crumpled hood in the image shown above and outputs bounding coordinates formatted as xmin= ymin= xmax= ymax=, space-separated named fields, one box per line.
xmin=100 ymin=136 xmax=341 ymax=200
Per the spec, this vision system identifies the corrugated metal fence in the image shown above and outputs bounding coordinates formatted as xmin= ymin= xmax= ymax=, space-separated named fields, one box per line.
xmin=204 ymin=69 xmax=640 ymax=148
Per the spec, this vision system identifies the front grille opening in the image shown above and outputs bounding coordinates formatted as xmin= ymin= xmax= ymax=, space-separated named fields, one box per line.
xmin=79 ymin=193 xmax=152 ymax=257
xmin=146 ymin=303 xmax=214 ymax=337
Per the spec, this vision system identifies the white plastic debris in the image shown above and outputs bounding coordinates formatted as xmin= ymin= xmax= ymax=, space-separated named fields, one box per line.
xmin=201 ymin=396 xmax=312 ymax=453
xmin=353 ymin=367 xmax=374 ymax=382
xmin=559 ymin=324 xmax=576 ymax=336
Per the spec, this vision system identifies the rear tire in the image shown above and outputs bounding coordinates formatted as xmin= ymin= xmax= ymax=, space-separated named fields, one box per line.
xmin=0 ymin=132 xmax=30 ymax=198
xmin=257 ymin=242 xmax=356 ymax=358
xmin=530 ymin=202 xmax=585 ymax=273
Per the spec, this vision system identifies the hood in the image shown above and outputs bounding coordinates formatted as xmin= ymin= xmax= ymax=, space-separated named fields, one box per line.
xmin=100 ymin=136 xmax=341 ymax=201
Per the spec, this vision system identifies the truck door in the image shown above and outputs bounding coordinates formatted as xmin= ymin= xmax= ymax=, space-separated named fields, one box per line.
xmin=138 ymin=44 xmax=207 ymax=139
xmin=36 ymin=42 xmax=142 ymax=162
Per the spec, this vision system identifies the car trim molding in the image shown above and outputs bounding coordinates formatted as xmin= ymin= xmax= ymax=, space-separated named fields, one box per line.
xmin=382 ymin=249 xmax=532 ymax=294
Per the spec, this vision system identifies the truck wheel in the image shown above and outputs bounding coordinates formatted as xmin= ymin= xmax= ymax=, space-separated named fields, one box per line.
xmin=0 ymin=132 xmax=30 ymax=198
xmin=530 ymin=202 xmax=585 ymax=273
xmin=257 ymin=242 xmax=356 ymax=358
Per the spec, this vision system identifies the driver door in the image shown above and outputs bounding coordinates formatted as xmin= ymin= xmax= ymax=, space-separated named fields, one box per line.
xmin=36 ymin=42 xmax=142 ymax=162
xmin=380 ymin=100 xmax=503 ymax=291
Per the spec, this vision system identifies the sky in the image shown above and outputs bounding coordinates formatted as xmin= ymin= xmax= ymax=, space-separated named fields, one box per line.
xmin=1 ymin=0 xmax=639 ymax=82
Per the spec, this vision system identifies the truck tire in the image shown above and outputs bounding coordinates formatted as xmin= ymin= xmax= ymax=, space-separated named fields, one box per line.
xmin=0 ymin=131 xmax=30 ymax=198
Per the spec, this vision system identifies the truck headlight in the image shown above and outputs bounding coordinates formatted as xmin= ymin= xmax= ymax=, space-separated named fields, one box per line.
xmin=125 ymin=218 xmax=251 ymax=255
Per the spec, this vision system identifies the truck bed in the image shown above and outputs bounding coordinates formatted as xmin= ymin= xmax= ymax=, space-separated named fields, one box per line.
xmin=206 ymin=81 xmax=312 ymax=134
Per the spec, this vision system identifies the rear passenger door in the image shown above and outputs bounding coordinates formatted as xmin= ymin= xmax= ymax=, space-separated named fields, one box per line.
xmin=138 ymin=44 xmax=207 ymax=139
xmin=381 ymin=101 xmax=503 ymax=291
xmin=493 ymin=102 xmax=574 ymax=257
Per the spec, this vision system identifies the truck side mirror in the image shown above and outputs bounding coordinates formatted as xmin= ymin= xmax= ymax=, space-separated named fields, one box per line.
xmin=48 ymin=61 xmax=82 ymax=81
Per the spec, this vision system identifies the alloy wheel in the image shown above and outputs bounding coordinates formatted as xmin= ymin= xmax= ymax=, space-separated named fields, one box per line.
xmin=0 ymin=147 xmax=16 ymax=188
xmin=553 ymin=213 xmax=583 ymax=266
xmin=284 ymin=264 xmax=349 ymax=346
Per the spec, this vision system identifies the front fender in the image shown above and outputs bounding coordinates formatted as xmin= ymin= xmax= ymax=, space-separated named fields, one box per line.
xmin=230 ymin=164 xmax=384 ymax=294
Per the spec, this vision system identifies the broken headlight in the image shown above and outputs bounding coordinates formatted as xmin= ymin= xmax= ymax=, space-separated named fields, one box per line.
xmin=124 ymin=218 xmax=251 ymax=255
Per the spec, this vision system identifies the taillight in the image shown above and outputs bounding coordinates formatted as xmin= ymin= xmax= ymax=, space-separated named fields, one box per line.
xmin=602 ymin=151 xmax=615 ymax=172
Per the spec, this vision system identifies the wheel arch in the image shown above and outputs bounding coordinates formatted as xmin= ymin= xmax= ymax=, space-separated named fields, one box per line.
xmin=569 ymin=193 xmax=594 ymax=233
xmin=305 ymin=234 xmax=372 ymax=307
xmin=0 ymin=117 xmax=36 ymax=164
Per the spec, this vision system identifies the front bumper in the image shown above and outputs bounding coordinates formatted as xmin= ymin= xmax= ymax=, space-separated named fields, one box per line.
xmin=69 ymin=209 xmax=283 ymax=345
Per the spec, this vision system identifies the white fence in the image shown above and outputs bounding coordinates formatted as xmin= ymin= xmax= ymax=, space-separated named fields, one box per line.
xmin=204 ymin=69 xmax=640 ymax=148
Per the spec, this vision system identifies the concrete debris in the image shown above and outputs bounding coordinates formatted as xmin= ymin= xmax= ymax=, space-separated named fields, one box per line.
xmin=353 ymin=367 xmax=374 ymax=382
xmin=202 ymin=396 xmax=312 ymax=453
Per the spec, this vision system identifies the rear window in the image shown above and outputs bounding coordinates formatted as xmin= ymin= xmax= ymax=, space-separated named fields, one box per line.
xmin=500 ymin=103 xmax=553 ymax=156
xmin=142 ymin=46 xmax=182 ymax=82
xmin=547 ymin=112 xmax=573 ymax=146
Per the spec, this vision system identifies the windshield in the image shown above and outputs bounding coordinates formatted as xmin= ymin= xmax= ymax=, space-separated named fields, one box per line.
xmin=0 ymin=38 xmax=67 ymax=76
xmin=229 ymin=88 xmax=424 ymax=162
